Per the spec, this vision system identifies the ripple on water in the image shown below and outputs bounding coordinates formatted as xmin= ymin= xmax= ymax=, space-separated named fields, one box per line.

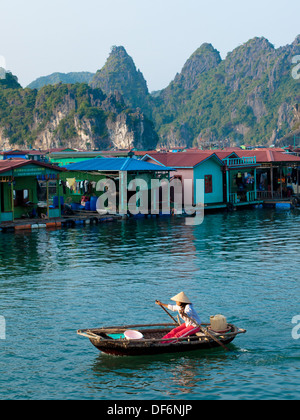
xmin=0 ymin=209 xmax=300 ymax=399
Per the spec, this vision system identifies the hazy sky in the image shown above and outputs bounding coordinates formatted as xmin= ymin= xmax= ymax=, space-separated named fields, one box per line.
xmin=0 ymin=0 xmax=299 ymax=91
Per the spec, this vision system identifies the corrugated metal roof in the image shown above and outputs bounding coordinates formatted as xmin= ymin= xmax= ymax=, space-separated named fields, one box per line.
xmin=0 ymin=149 xmax=46 ymax=156
xmin=144 ymin=149 xmax=300 ymax=166
xmin=65 ymin=157 xmax=174 ymax=172
xmin=143 ymin=152 xmax=224 ymax=168
xmin=0 ymin=159 xmax=65 ymax=174
xmin=235 ymin=150 xmax=300 ymax=163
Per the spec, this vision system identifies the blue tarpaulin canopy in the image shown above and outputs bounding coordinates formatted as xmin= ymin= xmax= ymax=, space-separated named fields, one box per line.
xmin=65 ymin=157 xmax=174 ymax=172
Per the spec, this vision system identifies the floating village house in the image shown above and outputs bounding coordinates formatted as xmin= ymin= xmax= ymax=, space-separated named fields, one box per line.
xmin=0 ymin=150 xmax=29 ymax=160
xmin=0 ymin=149 xmax=48 ymax=162
xmin=143 ymin=152 xmax=224 ymax=210
xmin=219 ymin=151 xmax=260 ymax=207
xmin=142 ymin=151 xmax=261 ymax=210
xmin=0 ymin=159 xmax=65 ymax=223
xmin=234 ymin=149 xmax=300 ymax=201
xmin=64 ymin=156 xmax=174 ymax=215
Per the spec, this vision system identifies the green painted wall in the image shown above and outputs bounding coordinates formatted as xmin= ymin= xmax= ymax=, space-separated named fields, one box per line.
xmin=0 ymin=182 xmax=13 ymax=221
xmin=50 ymin=157 xmax=100 ymax=167
xmin=14 ymin=176 xmax=38 ymax=219
xmin=0 ymin=177 xmax=37 ymax=220
xmin=59 ymin=171 xmax=106 ymax=204
xmin=0 ymin=164 xmax=62 ymax=221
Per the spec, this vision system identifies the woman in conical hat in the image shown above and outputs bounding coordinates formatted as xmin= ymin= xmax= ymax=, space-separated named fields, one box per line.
xmin=170 ymin=292 xmax=191 ymax=304
xmin=156 ymin=292 xmax=201 ymax=343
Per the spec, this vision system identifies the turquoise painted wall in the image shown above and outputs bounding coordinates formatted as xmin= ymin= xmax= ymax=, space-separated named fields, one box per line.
xmin=193 ymin=158 xmax=224 ymax=204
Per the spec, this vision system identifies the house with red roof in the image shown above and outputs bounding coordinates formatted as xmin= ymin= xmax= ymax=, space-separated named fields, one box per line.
xmin=0 ymin=149 xmax=48 ymax=161
xmin=142 ymin=152 xmax=225 ymax=210
xmin=234 ymin=149 xmax=300 ymax=200
xmin=142 ymin=151 xmax=261 ymax=210
xmin=142 ymin=149 xmax=264 ymax=210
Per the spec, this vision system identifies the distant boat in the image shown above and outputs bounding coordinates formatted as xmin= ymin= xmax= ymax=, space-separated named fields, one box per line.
xmin=77 ymin=322 xmax=246 ymax=356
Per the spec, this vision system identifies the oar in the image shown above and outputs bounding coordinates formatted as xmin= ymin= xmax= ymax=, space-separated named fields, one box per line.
xmin=155 ymin=300 xmax=179 ymax=324
xmin=183 ymin=312 xmax=230 ymax=352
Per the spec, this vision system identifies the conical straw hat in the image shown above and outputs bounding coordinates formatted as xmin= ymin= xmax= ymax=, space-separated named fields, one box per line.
xmin=171 ymin=292 xmax=191 ymax=304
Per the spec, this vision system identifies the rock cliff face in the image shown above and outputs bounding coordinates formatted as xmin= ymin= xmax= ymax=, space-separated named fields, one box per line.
xmin=0 ymin=128 xmax=10 ymax=150
xmin=0 ymin=81 xmax=158 ymax=150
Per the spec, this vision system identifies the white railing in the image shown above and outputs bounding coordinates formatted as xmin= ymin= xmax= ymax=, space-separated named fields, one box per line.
xmin=256 ymin=191 xmax=282 ymax=200
xmin=224 ymin=157 xmax=257 ymax=166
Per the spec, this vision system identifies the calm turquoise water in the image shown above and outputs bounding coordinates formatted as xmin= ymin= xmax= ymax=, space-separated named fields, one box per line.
xmin=0 ymin=208 xmax=300 ymax=400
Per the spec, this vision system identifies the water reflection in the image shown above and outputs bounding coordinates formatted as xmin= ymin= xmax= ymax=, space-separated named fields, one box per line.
xmin=89 ymin=346 xmax=241 ymax=398
xmin=0 ymin=218 xmax=200 ymax=279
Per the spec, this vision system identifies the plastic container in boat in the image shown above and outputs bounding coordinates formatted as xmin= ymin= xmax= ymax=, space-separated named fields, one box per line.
xmin=210 ymin=315 xmax=228 ymax=332
xmin=124 ymin=330 xmax=144 ymax=340
xmin=90 ymin=196 xmax=97 ymax=211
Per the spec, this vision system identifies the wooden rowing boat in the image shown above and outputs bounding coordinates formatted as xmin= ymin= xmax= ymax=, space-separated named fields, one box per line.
xmin=77 ymin=322 xmax=246 ymax=356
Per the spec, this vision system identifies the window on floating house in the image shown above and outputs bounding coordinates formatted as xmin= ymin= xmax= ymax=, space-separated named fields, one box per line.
xmin=205 ymin=175 xmax=213 ymax=194
xmin=14 ymin=189 xmax=29 ymax=207
xmin=37 ymin=181 xmax=57 ymax=201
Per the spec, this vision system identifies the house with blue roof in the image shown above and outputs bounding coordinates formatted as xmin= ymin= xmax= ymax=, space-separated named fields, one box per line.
xmin=63 ymin=156 xmax=174 ymax=216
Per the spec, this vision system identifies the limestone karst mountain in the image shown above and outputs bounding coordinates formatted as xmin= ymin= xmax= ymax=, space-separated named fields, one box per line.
xmin=90 ymin=46 xmax=151 ymax=115
xmin=0 ymin=75 xmax=158 ymax=150
xmin=152 ymin=36 xmax=300 ymax=148
xmin=1 ymin=36 xmax=300 ymax=150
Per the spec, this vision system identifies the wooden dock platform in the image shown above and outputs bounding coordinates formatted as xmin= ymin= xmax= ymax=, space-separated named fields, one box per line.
xmin=0 ymin=212 xmax=121 ymax=232
xmin=262 ymin=198 xmax=299 ymax=209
